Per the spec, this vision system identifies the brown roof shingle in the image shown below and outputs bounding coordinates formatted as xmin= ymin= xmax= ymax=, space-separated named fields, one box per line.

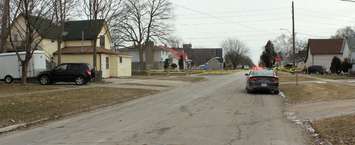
xmin=54 ymin=46 xmax=119 ymax=55
xmin=308 ymin=39 xmax=345 ymax=55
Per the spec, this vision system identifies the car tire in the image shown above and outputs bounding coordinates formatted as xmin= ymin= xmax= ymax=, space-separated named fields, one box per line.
xmin=4 ymin=76 xmax=14 ymax=84
xmin=39 ymin=75 xmax=50 ymax=85
xmin=246 ymin=88 xmax=253 ymax=94
xmin=273 ymin=90 xmax=280 ymax=95
xmin=75 ymin=76 xmax=86 ymax=85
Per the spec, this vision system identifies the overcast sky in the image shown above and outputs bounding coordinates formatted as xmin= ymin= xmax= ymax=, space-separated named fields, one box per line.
xmin=170 ymin=0 xmax=355 ymax=63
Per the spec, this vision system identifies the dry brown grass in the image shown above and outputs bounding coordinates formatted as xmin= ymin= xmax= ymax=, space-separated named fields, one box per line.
xmin=278 ymin=72 xmax=317 ymax=82
xmin=120 ymin=83 xmax=170 ymax=88
xmin=130 ymin=76 xmax=207 ymax=82
xmin=313 ymin=115 xmax=355 ymax=145
xmin=312 ymin=74 xmax=355 ymax=80
xmin=0 ymin=84 xmax=61 ymax=96
xmin=281 ymin=83 xmax=355 ymax=104
xmin=0 ymin=87 xmax=158 ymax=128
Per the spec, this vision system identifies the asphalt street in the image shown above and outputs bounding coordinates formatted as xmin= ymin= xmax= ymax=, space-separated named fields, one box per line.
xmin=0 ymin=72 xmax=309 ymax=145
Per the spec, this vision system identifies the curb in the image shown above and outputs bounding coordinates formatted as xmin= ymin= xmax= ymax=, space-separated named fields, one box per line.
xmin=0 ymin=124 xmax=26 ymax=133
xmin=280 ymin=91 xmax=333 ymax=145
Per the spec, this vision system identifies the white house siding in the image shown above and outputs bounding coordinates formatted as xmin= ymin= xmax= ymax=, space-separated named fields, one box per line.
xmin=307 ymin=54 xmax=343 ymax=70
xmin=351 ymin=52 xmax=355 ymax=63
xmin=100 ymin=54 xmax=110 ymax=78
xmin=342 ymin=42 xmax=351 ymax=59
xmin=117 ymin=56 xmax=132 ymax=77
xmin=39 ymin=39 xmax=58 ymax=58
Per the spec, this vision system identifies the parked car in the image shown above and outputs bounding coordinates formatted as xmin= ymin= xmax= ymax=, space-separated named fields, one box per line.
xmin=245 ymin=68 xmax=279 ymax=94
xmin=38 ymin=63 xmax=94 ymax=85
xmin=198 ymin=64 xmax=209 ymax=70
xmin=307 ymin=65 xmax=325 ymax=75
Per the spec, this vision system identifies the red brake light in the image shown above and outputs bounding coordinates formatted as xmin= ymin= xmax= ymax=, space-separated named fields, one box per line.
xmin=86 ymin=69 xmax=92 ymax=76
xmin=249 ymin=77 xmax=259 ymax=81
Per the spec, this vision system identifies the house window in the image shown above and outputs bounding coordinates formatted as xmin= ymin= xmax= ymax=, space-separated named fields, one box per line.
xmin=106 ymin=57 xmax=109 ymax=69
xmin=100 ymin=35 xmax=105 ymax=48
xmin=119 ymin=56 xmax=123 ymax=64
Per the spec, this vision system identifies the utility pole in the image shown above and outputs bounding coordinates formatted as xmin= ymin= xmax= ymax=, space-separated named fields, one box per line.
xmin=292 ymin=1 xmax=296 ymax=67
xmin=292 ymin=1 xmax=298 ymax=85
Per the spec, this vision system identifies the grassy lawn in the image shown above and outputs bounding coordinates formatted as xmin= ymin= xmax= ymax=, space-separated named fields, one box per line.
xmin=0 ymin=84 xmax=61 ymax=96
xmin=313 ymin=115 xmax=355 ymax=145
xmin=278 ymin=72 xmax=317 ymax=82
xmin=0 ymin=87 xmax=158 ymax=128
xmin=281 ymin=83 xmax=355 ymax=104
xmin=312 ymin=74 xmax=355 ymax=80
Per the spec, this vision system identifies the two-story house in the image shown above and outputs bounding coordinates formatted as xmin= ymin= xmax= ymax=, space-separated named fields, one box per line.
xmin=4 ymin=15 xmax=132 ymax=78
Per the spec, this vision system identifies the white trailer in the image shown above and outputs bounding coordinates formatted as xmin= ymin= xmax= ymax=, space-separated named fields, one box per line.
xmin=0 ymin=51 xmax=47 ymax=83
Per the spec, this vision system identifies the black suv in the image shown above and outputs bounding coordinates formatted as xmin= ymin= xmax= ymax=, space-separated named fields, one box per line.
xmin=38 ymin=63 xmax=94 ymax=85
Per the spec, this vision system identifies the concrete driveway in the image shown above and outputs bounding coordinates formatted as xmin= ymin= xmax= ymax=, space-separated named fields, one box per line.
xmin=0 ymin=72 xmax=308 ymax=145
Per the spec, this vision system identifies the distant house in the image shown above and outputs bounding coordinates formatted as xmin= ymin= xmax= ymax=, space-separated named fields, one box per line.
xmin=183 ymin=44 xmax=223 ymax=66
xmin=119 ymin=45 xmax=189 ymax=71
xmin=205 ymin=57 xmax=224 ymax=70
xmin=348 ymin=38 xmax=355 ymax=63
xmin=5 ymin=15 xmax=132 ymax=78
xmin=306 ymin=39 xmax=350 ymax=70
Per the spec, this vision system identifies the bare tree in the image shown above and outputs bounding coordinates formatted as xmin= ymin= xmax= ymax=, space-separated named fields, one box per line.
xmin=332 ymin=26 xmax=355 ymax=39
xmin=222 ymin=38 xmax=250 ymax=69
xmin=165 ymin=36 xmax=182 ymax=48
xmin=81 ymin=0 xmax=124 ymax=76
xmin=272 ymin=34 xmax=291 ymax=56
xmin=53 ymin=0 xmax=77 ymax=65
xmin=0 ymin=0 xmax=9 ymax=53
xmin=6 ymin=0 xmax=55 ymax=84
xmin=116 ymin=0 xmax=173 ymax=69
xmin=272 ymin=33 xmax=307 ymax=65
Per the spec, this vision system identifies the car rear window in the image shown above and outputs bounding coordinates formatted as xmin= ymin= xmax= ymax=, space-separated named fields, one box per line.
xmin=250 ymin=70 xmax=274 ymax=77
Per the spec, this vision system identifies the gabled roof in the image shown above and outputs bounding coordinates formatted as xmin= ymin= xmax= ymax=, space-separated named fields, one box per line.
xmin=308 ymin=39 xmax=345 ymax=55
xmin=63 ymin=20 xmax=105 ymax=41
xmin=26 ymin=15 xmax=106 ymax=41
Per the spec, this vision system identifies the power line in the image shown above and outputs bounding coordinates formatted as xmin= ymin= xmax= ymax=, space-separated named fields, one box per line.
xmin=174 ymin=3 xmax=274 ymax=33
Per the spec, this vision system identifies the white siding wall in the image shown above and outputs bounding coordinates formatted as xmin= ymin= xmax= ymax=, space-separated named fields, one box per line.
xmin=100 ymin=54 xmax=110 ymax=78
xmin=153 ymin=51 xmax=162 ymax=62
xmin=309 ymin=55 xmax=343 ymax=71
xmin=351 ymin=52 xmax=355 ymax=63
xmin=125 ymin=50 xmax=167 ymax=63
xmin=342 ymin=42 xmax=351 ymax=59
xmin=127 ymin=51 xmax=140 ymax=62
xmin=117 ymin=56 xmax=132 ymax=77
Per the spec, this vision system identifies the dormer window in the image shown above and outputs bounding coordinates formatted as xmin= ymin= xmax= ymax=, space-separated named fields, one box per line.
xmin=99 ymin=35 xmax=105 ymax=48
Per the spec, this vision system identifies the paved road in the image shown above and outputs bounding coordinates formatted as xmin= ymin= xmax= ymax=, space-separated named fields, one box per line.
xmin=0 ymin=72 xmax=308 ymax=145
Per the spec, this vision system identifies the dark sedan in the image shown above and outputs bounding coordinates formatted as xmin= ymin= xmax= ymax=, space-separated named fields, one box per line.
xmin=245 ymin=69 xmax=279 ymax=94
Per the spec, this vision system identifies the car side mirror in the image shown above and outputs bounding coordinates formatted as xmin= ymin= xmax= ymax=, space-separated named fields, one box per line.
xmin=245 ymin=73 xmax=249 ymax=76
